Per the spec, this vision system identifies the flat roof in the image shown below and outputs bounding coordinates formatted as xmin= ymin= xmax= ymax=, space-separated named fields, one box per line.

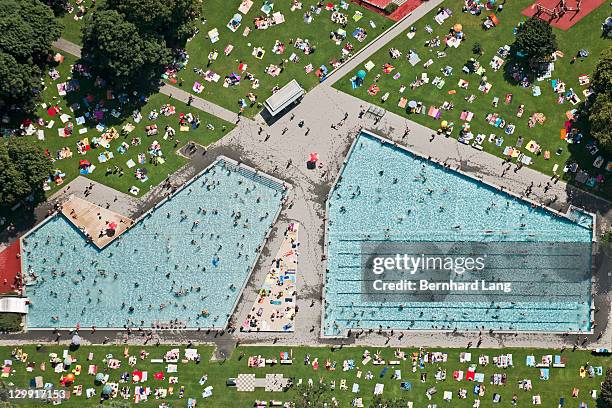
xmin=264 ymin=79 xmax=305 ymax=116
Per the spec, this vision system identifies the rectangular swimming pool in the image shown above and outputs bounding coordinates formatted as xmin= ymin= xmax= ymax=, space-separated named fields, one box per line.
xmin=324 ymin=131 xmax=593 ymax=336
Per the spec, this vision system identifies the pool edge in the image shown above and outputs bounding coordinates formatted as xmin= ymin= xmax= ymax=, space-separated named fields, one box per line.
xmin=320 ymin=128 xmax=596 ymax=339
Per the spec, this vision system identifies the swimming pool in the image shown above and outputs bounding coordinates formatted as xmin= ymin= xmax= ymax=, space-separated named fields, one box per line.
xmin=324 ymin=131 xmax=593 ymax=336
xmin=22 ymin=158 xmax=286 ymax=329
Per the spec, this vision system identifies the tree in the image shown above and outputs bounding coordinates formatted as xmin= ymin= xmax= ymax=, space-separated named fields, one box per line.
xmin=0 ymin=0 xmax=61 ymax=64
xmin=512 ymin=17 xmax=557 ymax=69
xmin=587 ymin=47 xmax=612 ymax=153
xmin=40 ymin=0 xmax=70 ymax=16
xmin=0 ymin=137 xmax=52 ymax=208
xmin=601 ymin=367 xmax=612 ymax=407
xmin=81 ymin=10 xmax=171 ymax=91
xmin=592 ymin=46 xmax=612 ymax=96
xmin=589 ymin=93 xmax=612 ymax=153
xmin=0 ymin=52 xmax=43 ymax=113
xmin=0 ymin=0 xmax=60 ymax=114
xmin=103 ymin=0 xmax=200 ymax=46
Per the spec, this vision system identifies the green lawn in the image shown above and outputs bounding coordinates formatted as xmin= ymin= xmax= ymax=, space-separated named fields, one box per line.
xmin=27 ymin=50 xmax=233 ymax=198
xmin=55 ymin=0 xmax=100 ymax=45
xmin=0 ymin=345 xmax=609 ymax=407
xmin=173 ymin=0 xmax=391 ymax=117
xmin=52 ymin=0 xmax=391 ymax=118
xmin=334 ymin=0 xmax=612 ymax=198
xmin=0 ymin=314 xmax=22 ymax=332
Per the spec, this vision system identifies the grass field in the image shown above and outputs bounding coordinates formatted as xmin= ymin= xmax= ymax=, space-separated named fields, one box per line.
xmin=55 ymin=0 xmax=99 ymax=45
xmin=0 ymin=345 xmax=609 ymax=407
xmin=174 ymin=0 xmax=391 ymax=117
xmin=24 ymin=51 xmax=232 ymax=198
xmin=334 ymin=0 xmax=612 ymax=198
xmin=0 ymin=314 xmax=22 ymax=333
xmin=53 ymin=0 xmax=392 ymax=118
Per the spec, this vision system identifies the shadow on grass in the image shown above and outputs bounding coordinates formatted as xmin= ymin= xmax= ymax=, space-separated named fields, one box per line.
xmin=62 ymin=66 xmax=163 ymax=130
xmin=563 ymin=100 xmax=612 ymax=206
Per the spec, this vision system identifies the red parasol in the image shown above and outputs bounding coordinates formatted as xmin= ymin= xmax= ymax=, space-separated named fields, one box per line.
xmin=108 ymin=222 xmax=118 ymax=230
xmin=132 ymin=370 xmax=143 ymax=382
xmin=309 ymin=152 xmax=319 ymax=162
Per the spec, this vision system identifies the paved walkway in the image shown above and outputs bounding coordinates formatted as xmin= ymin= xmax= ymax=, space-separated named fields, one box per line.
xmin=52 ymin=39 xmax=81 ymax=58
xmin=159 ymin=84 xmax=239 ymax=123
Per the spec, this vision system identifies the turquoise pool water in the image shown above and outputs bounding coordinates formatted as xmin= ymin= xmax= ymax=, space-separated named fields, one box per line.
xmin=324 ymin=132 xmax=593 ymax=336
xmin=22 ymin=159 xmax=285 ymax=329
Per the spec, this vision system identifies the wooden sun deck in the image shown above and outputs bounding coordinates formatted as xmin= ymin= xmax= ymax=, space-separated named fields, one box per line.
xmin=61 ymin=195 xmax=134 ymax=249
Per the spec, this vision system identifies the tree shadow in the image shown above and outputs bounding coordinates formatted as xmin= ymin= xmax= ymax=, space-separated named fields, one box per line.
xmin=502 ymin=56 xmax=542 ymax=86
xmin=563 ymin=101 xmax=612 ymax=209
xmin=62 ymin=61 xmax=163 ymax=129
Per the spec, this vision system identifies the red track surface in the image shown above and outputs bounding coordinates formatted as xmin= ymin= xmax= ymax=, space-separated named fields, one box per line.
xmin=361 ymin=0 xmax=393 ymax=8
xmin=352 ymin=0 xmax=425 ymax=21
xmin=521 ymin=0 xmax=605 ymax=30
xmin=389 ymin=0 xmax=425 ymax=21
xmin=0 ymin=240 xmax=22 ymax=295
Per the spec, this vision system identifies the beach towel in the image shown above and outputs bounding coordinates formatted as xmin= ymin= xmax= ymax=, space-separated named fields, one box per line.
xmin=408 ymin=52 xmax=421 ymax=66
xmin=532 ymin=86 xmax=541 ymax=96
xmin=238 ymin=0 xmax=253 ymax=14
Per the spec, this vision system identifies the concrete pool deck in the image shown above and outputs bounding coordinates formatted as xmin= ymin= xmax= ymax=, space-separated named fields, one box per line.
xmin=1 ymin=0 xmax=609 ymax=349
